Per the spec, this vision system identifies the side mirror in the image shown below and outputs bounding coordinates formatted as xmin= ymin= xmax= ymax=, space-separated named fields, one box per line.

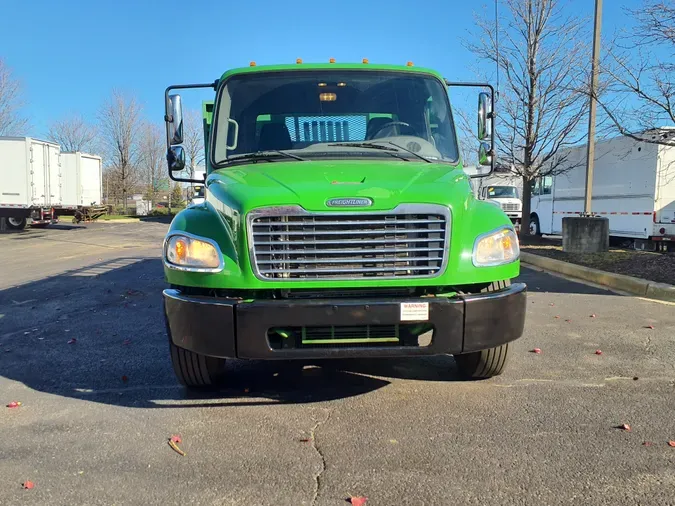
xmin=167 ymin=146 xmax=185 ymax=173
xmin=168 ymin=94 xmax=184 ymax=145
xmin=478 ymin=92 xmax=491 ymax=141
xmin=478 ymin=141 xmax=492 ymax=167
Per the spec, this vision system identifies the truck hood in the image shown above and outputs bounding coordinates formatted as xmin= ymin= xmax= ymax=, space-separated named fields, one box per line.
xmin=490 ymin=197 xmax=522 ymax=205
xmin=207 ymin=160 xmax=470 ymax=212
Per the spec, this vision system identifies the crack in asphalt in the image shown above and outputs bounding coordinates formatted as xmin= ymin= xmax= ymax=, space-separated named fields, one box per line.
xmin=309 ymin=409 xmax=332 ymax=506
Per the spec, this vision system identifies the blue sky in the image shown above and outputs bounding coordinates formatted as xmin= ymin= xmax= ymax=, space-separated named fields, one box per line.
xmin=1 ymin=0 xmax=642 ymax=138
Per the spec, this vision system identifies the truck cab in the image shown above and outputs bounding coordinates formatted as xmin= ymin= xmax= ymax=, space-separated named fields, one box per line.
xmin=161 ymin=61 xmax=526 ymax=388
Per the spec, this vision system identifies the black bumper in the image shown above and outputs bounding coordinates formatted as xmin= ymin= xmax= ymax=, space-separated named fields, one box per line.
xmin=164 ymin=283 xmax=527 ymax=360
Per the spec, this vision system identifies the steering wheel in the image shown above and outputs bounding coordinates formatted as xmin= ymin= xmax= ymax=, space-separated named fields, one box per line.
xmin=371 ymin=121 xmax=412 ymax=138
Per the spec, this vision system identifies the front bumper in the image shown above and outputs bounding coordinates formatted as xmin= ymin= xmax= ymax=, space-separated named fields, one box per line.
xmin=164 ymin=283 xmax=527 ymax=360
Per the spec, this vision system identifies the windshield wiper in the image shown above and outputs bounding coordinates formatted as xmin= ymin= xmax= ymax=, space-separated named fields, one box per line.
xmin=372 ymin=141 xmax=433 ymax=164
xmin=328 ymin=141 xmax=433 ymax=163
xmin=226 ymin=150 xmax=306 ymax=164
xmin=326 ymin=142 xmax=412 ymax=161
xmin=327 ymin=142 xmax=399 ymax=152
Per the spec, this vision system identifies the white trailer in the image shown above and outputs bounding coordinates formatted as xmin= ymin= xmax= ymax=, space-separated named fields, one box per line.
xmin=56 ymin=152 xmax=106 ymax=223
xmin=0 ymin=137 xmax=62 ymax=229
xmin=529 ymin=132 xmax=675 ymax=250
xmin=59 ymin=152 xmax=103 ymax=207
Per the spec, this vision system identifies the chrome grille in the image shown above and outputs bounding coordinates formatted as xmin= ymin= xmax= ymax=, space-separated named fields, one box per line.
xmin=248 ymin=205 xmax=449 ymax=280
xmin=501 ymin=202 xmax=520 ymax=211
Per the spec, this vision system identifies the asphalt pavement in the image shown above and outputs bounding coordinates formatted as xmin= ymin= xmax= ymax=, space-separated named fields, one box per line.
xmin=1 ymin=222 xmax=674 ymax=506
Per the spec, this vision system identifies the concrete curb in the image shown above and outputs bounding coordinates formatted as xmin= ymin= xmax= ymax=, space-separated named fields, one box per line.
xmin=520 ymin=251 xmax=675 ymax=302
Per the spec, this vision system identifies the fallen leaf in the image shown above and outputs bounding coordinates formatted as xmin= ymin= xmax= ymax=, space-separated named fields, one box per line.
xmin=7 ymin=401 xmax=21 ymax=408
xmin=122 ymin=339 xmax=132 ymax=346
xmin=595 ymin=350 xmax=603 ymax=355
xmin=168 ymin=439 xmax=186 ymax=456
xmin=633 ymin=376 xmax=639 ymax=381
xmin=298 ymin=438 xmax=311 ymax=443
xmin=389 ymin=439 xmax=398 ymax=444
xmin=645 ymin=325 xmax=655 ymax=329
xmin=531 ymin=348 xmax=542 ymax=354
xmin=349 ymin=497 xmax=368 ymax=506
xmin=668 ymin=441 xmax=675 ymax=447
xmin=22 ymin=480 xmax=34 ymax=490
xmin=67 ymin=338 xmax=77 ymax=344
xmin=170 ymin=435 xmax=182 ymax=444
xmin=549 ymin=303 xmax=555 ymax=306
xmin=618 ymin=424 xmax=631 ymax=431
xmin=121 ymin=375 xmax=128 ymax=383
xmin=554 ymin=315 xmax=560 ymax=319
xmin=565 ymin=319 xmax=572 ymax=323
xmin=590 ymin=314 xmax=596 ymax=318
xmin=643 ymin=441 xmax=653 ymax=446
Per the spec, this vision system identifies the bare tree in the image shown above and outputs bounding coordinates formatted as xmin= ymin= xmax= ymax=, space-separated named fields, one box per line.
xmin=47 ymin=114 xmax=97 ymax=152
xmin=0 ymin=58 xmax=29 ymax=136
xmin=596 ymin=0 xmax=675 ymax=147
xmin=182 ymin=108 xmax=205 ymax=179
xmin=466 ymin=0 xmax=590 ymax=237
xmin=138 ymin=122 xmax=166 ymax=207
xmin=98 ymin=90 xmax=143 ymax=214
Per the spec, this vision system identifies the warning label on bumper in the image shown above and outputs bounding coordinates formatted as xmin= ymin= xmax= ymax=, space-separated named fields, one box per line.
xmin=400 ymin=302 xmax=429 ymax=321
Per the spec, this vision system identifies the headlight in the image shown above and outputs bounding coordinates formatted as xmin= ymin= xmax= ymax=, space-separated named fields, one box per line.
xmin=472 ymin=227 xmax=519 ymax=267
xmin=164 ymin=234 xmax=222 ymax=271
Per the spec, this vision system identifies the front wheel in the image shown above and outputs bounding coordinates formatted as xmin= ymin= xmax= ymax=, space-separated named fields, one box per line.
xmin=169 ymin=342 xmax=227 ymax=388
xmin=529 ymin=215 xmax=541 ymax=236
xmin=454 ymin=344 xmax=510 ymax=379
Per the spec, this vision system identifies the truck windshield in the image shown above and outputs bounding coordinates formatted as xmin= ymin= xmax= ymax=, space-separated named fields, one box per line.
xmin=212 ymin=70 xmax=459 ymax=166
xmin=486 ymin=186 xmax=519 ymax=198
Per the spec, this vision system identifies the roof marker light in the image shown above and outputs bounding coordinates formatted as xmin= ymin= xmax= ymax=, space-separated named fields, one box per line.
xmin=296 ymin=58 xmax=303 ymax=64
xmin=406 ymin=61 xmax=414 ymax=66
xmin=249 ymin=61 xmax=256 ymax=67
xmin=329 ymin=58 xmax=336 ymax=63
xmin=362 ymin=58 xmax=369 ymax=64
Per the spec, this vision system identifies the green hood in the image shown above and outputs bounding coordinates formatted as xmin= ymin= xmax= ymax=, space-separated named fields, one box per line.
xmin=207 ymin=160 xmax=470 ymax=212
xmin=166 ymin=158 xmax=519 ymax=290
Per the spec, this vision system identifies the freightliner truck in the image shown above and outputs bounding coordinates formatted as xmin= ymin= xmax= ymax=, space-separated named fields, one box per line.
xmin=161 ymin=60 xmax=527 ymax=388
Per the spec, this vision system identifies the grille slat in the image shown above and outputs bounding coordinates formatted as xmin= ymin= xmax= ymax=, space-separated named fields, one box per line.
xmin=253 ymin=228 xmax=446 ymax=237
xmin=249 ymin=206 xmax=449 ymax=280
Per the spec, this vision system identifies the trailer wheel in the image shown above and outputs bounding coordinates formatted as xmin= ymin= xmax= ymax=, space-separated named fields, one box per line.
xmin=6 ymin=217 xmax=27 ymax=230
xmin=454 ymin=280 xmax=511 ymax=379
xmin=529 ymin=214 xmax=541 ymax=236
xmin=169 ymin=342 xmax=227 ymax=388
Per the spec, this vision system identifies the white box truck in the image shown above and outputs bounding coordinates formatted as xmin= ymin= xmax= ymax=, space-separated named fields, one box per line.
xmin=529 ymin=131 xmax=675 ymax=250
xmin=0 ymin=137 xmax=62 ymax=229
xmin=59 ymin=152 xmax=102 ymax=207
xmin=56 ymin=152 xmax=106 ymax=223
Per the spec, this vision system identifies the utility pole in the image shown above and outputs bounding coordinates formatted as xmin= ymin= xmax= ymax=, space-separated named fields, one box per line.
xmin=562 ymin=0 xmax=609 ymax=253
xmin=583 ymin=0 xmax=603 ymax=215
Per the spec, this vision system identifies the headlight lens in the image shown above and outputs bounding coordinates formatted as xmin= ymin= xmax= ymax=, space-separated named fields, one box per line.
xmin=473 ymin=227 xmax=520 ymax=266
xmin=165 ymin=235 xmax=221 ymax=270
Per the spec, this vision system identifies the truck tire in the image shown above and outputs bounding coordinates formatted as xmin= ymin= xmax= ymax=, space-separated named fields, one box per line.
xmin=454 ymin=280 xmax=511 ymax=379
xmin=6 ymin=217 xmax=27 ymax=230
xmin=169 ymin=342 xmax=227 ymax=388
xmin=529 ymin=214 xmax=541 ymax=236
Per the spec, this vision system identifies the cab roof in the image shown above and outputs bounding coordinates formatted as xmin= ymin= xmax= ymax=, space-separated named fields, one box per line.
xmin=219 ymin=62 xmax=444 ymax=82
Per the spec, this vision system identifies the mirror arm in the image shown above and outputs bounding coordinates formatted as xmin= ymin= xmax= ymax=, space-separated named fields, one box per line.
xmin=164 ymin=81 xmax=219 ymax=184
xmin=445 ymin=80 xmax=496 ymax=175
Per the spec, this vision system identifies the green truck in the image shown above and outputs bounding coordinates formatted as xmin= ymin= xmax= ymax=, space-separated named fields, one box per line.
xmin=162 ymin=60 xmax=526 ymax=388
